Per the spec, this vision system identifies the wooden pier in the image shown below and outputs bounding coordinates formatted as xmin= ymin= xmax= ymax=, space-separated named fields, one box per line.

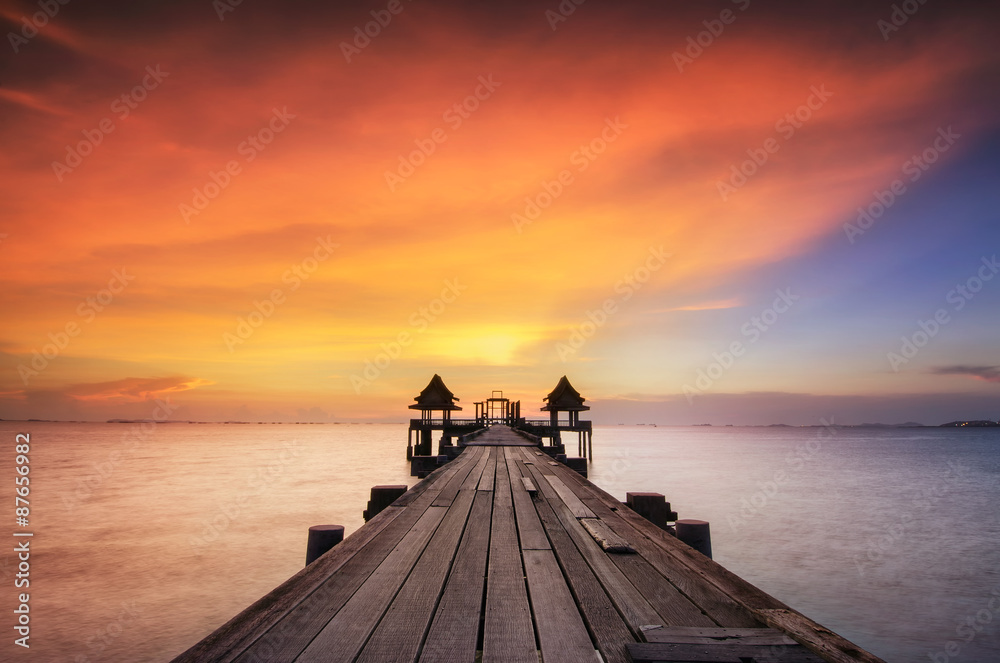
xmin=174 ymin=422 xmax=884 ymax=663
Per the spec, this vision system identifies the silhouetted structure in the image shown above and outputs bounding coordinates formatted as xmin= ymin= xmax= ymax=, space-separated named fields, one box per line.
xmin=521 ymin=376 xmax=594 ymax=459
xmin=406 ymin=374 xmax=479 ymax=458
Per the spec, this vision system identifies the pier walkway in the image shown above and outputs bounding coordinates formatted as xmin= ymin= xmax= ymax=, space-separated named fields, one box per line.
xmin=175 ymin=426 xmax=883 ymax=663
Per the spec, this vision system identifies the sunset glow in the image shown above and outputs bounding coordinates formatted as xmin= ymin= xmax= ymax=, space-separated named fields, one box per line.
xmin=2 ymin=1 xmax=998 ymax=424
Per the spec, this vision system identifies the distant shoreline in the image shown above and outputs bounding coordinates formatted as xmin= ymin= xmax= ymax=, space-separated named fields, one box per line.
xmin=1 ymin=419 xmax=997 ymax=428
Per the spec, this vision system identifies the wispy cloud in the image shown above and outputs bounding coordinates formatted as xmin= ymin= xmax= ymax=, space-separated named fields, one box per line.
xmin=64 ymin=376 xmax=214 ymax=402
xmin=931 ymin=366 xmax=1000 ymax=383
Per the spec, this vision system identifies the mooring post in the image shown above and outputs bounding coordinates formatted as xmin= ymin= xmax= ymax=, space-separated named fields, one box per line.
xmin=676 ymin=519 xmax=712 ymax=559
xmin=363 ymin=484 xmax=408 ymax=521
xmin=305 ymin=524 xmax=345 ymax=566
xmin=626 ymin=492 xmax=676 ymax=530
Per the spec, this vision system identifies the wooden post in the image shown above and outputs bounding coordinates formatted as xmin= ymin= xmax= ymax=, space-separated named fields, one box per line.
xmin=626 ymin=492 xmax=677 ymax=530
xmin=676 ymin=519 xmax=712 ymax=559
xmin=363 ymin=485 xmax=407 ymax=521
xmin=305 ymin=524 xmax=344 ymax=566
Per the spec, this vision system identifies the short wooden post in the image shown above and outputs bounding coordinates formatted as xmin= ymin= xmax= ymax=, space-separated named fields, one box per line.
xmin=676 ymin=519 xmax=712 ymax=559
xmin=626 ymin=492 xmax=671 ymax=529
xmin=566 ymin=457 xmax=588 ymax=478
xmin=363 ymin=485 xmax=407 ymax=521
xmin=306 ymin=524 xmax=344 ymax=566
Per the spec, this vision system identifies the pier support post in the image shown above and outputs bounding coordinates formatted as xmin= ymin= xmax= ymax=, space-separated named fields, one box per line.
xmin=566 ymin=457 xmax=588 ymax=478
xmin=363 ymin=485 xmax=408 ymax=521
xmin=626 ymin=492 xmax=678 ymax=531
xmin=676 ymin=519 xmax=712 ymax=559
xmin=306 ymin=524 xmax=344 ymax=566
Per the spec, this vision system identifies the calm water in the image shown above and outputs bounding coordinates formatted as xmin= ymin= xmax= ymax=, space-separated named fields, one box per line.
xmin=2 ymin=422 xmax=998 ymax=662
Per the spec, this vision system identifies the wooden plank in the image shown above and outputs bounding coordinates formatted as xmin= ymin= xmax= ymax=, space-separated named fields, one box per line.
xmin=541 ymin=473 xmax=595 ymax=519
xmin=505 ymin=450 xmax=549 ymax=551
xmin=483 ymin=446 xmax=536 ymax=663
xmin=523 ymin=549 xmax=598 ymax=663
xmin=758 ymin=609 xmax=885 ymax=663
xmin=642 ymin=626 xmax=795 ymax=645
xmin=356 ymin=488 xmax=478 ymax=663
xmin=626 ymin=641 xmax=826 ymax=662
xmin=550 ymin=465 xmax=888 ymax=661
xmin=419 ymin=490 xmax=493 ymax=663
xmin=548 ymin=463 xmax=761 ymax=628
xmin=211 ymin=449 xmax=477 ymax=663
xmin=295 ymin=505 xmax=449 ymax=663
xmin=530 ymin=493 xmax=635 ymax=663
xmin=610 ymin=553 xmax=717 ymax=628
xmin=519 ymin=457 xmax=663 ymax=635
xmin=459 ymin=445 xmax=490 ymax=491
xmin=478 ymin=446 xmax=497 ymax=491
xmin=521 ymin=477 xmax=537 ymax=496
xmin=579 ymin=518 xmax=634 ymax=553
xmin=433 ymin=446 xmax=485 ymax=506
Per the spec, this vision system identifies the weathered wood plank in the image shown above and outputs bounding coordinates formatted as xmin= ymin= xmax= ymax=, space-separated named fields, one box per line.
xmin=478 ymin=446 xmax=497 ymax=492
xmin=548 ymin=462 xmax=761 ymax=628
xmin=550 ymin=464 xmax=887 ymax=661
xmin=433 ymin=446 xmax=485 ymax=506
xmin=642 ymin=625 xmax=796 ymax=645
xmin=757 ymin=609 xmax=884 ymax=663
xmin=541 ymin=473 xmax=595 ymax=519
xmin=530 ymin=493 xmax=635 ymax=663
xmin=518 ymin=456 xmax=663 ymax=635
xmin=356 ymin=488 xmax=478 ymax=663
xmin=506 ymin=450 xmax=549 ymax=551
xmin=483 ymin=446 xmax=537 ymax=663
xmin=295 ymin=505 xmax=448 ymax=663
xmin=626 ymin=641 xmax=826 ymax=662
xmin=521 ymin=477 xmax=537 ymax=496
xmin=459 ymin=444 xmax=491 ymax=491
xmin=523 ymin=549 xmax=598 ymax=663
xmin=579 ymin=518 xmax=635 ymax=553
xmin=180 ymin=449 xmax=475 ymax=663
xmin=419 ymin=489 xmax=493 ymax=663
xmin=610 ymin=553 xmax=718 ymax=628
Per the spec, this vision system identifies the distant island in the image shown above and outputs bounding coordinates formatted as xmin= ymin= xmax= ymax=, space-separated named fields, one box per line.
xmin=939 ymin=420 xmax=1000 ymax=427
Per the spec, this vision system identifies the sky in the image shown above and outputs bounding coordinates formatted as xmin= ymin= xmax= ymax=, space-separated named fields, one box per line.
xmin=1 ymin=0 xmax=998 ymax=425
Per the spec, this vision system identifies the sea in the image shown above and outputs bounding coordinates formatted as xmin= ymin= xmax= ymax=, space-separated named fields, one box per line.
xmin=1 ymin=421 xmax=998 ymax=662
